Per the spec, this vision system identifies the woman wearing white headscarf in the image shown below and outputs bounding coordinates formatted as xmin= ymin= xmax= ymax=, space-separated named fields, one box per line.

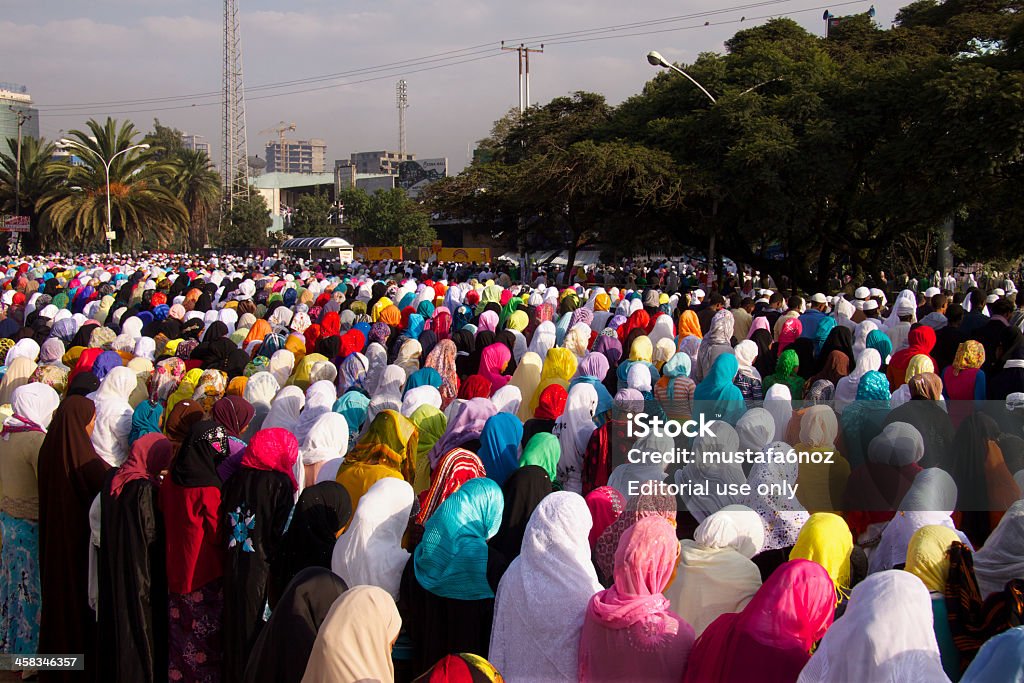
xmin=37 ymin=338 xmax=67 ymax=370
xmin=299 ymin=412 xmax=349 ymax=486
xmin=330 ymin=478 xmax=414 ymax=600
xmin=972 ymin=499 xmax=1024 ymax=598
xmin=834 ymin=348 xmax=881 ymax=414
xmin=394 ymin=339 xmax=422 ymax=378
xmin=242 ymin=372 xmax=280 ymax=439
xmin=664 ymin=505 xmax=764 ymax=636
xmin=797 ymin=571 xmax=949 ymax=683
xmin=489 ymin=492 xmax=602 ymax=681
xmin=744 ymin=442 xmax=810 ymax=575
xmin=363 ymin=342 xmax=388 ymax=395
xmin=268 ymin=349 xmax=296 ymax=387
xmin=527 ymin=321 xmax=557 ymax=360
xmin=763 ymin=383 xmax=794 ymax=440
xmin=90 ymin=366 xmax=137 ymax=466
xmin=647 ymin=314 xmax=675 ymax=349
xmin=694 ymin=309 xmax=735 ymax=383
xmin=868 ymin=468 xmax=970 ymax=573
xmin=400 ymin=386 xmax=442 ymax=417
xmin=676 ymin=421 xmax=747 ymax=522
xmin=625 ymin=363 xmax=652 ymax=393
xmin=293 ymin=381 xmax=337 ymax=445
xmin=490 ymin=385 xmax=522 ymax=415
xmin=735 ymin=408 xmax=775 ymax=456
xmin=5 ymin=338 xmax=40 ymax=367
xmin=300 ymin=585 xmax=401 ymax=683
xmin=262 ymin=385 xmax=305 ymax=431
xmin=853 ymin=319 xmax=880 ymax=359
xmin=132 ymin=336 xmax=156 ymax=363
xmin=554 ymin=383 xmax=598 ymax=494
xmin=366 ymin=365 xmax=406 ymax=424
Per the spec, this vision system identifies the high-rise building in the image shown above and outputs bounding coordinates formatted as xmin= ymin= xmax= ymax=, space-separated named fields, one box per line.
xmin=350 ymin=150 xmax=415 ymax=176
xmin=181 ymin=132 xmax=211 ymax=157
xmin=266 ymin=139 xmax=327 ymax=174
xmin=0 ymin=83 xmax=40 ymax=142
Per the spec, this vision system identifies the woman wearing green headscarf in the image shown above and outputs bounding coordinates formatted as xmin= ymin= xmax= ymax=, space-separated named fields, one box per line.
xmin=763 ymin=349 xmax=805 ymax=399
xmin=410 ymin=405 xmax=447 ymax=494
xmin=519 ymin=432 xmax=561 ymax=487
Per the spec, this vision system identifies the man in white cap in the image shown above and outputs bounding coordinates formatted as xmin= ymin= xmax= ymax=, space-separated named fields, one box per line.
xmin=799 ymin=292 xmax=830 ymax=339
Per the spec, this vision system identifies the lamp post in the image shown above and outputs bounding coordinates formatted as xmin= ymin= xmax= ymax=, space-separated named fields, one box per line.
xmin=59 ymin=139 xmax=150 ymax=255
xmin=646 ymin=51 xmax=716 ymax=104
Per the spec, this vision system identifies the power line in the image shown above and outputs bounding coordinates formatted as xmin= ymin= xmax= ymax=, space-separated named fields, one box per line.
xmin=35 ymin=0 xmax=870 ymax=119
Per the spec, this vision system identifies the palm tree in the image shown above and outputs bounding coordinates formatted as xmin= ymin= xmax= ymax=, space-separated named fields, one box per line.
xmin=170 ymin=148 xmax=221 ymax=251
xmin=37 ymin=117 xmax=188 ymax=249
xmin=0 ymin=136 xmax=57 ymax=251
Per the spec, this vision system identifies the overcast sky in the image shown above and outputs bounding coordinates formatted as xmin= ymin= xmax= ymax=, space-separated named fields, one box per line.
xmin=6 ymin=0 xmax=906 ymax=173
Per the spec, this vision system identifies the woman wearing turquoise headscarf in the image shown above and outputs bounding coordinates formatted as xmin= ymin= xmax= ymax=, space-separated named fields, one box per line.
xmin=655 ymin=352 xmax=696 ymax=422
xmin=813 ymin=316 xmax=837 ymax=357
xmin=128 ymin=400 xmax=163 ymax=446
xmin=399 ymin=291 xmax=417 ymax=311
xmin=693 ymin=353 xmax=746 ymax=425
xmin=403 ymin=477 xmax=504 ymax=675
xmin=417 ymin=300 xmax=435 ymax=319
xmin=476 ymin=413 xmax=524 ymax=486
xmin=403 ymin=313 xmax=425 ymax=341
xmin=404 ymin=367 xmax=443 ymax=394
xmin=333 ymin=391 xmax=371 ymax=448
xmin=839 ymin=369 xmax=892 ymax=469
xmin=866 ymin=329 xmax=893 ymax=369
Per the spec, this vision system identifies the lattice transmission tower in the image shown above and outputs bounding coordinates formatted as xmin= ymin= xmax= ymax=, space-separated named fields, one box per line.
xmin=221 ymin=0 xmax=250 ymax=213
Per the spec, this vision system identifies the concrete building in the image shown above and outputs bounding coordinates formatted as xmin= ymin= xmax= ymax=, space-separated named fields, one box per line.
xmin=0 ymin=83 xmax=40 ymax=142
xmin=181 ymin=132 xmax=211 ymax=157
xmin=266 ymin=139 xmax=327 ymax=174
xmin=350 ymin=150 xmax=414 ymax=175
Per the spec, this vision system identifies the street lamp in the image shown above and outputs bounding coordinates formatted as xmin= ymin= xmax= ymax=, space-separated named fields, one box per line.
xmin=59 ymin=139 xmax=151 ymax=256
xmin=646 ymin=51 xmax=717 ymax=104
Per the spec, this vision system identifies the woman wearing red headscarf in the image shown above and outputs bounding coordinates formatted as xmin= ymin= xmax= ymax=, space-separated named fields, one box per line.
xmin=522 ymin=384 xmax=568 ymax=447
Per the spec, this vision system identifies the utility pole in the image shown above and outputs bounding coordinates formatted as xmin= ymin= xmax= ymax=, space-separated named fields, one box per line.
xmin=396 ymin=79 xmax=409 ymax=157
xmin=501 ymin=42 xmax=543 ymax=114
xmin=8 ymin=106 xmax=31 ymax=255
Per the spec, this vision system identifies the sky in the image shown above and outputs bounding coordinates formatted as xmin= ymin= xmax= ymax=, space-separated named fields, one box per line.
xmin=5 ymin=0 xmax=907 ymax=174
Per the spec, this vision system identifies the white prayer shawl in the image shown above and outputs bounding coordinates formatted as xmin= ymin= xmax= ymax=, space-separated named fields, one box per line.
xmin=491 ymin=385 xmax=522 ymax=415
xmin=973 ymin=499 xmax=1024 ymax=598
xmin=554 ymin=383 xmax=598 ymax=494
xmin=4 ymin=383 xmax=60 ymax=432
xmin=853 ymin=319 xmax=880 ymax=359
xmin=299 ymin=412 xmax=349 ymax=466
xmin=528 ymin=321 xmax=557 ymax=360
xmin=797 ymin=571 xmax=950 ymax=683
xmin=363 ymin=342 xmax=388 ymax=395
xmin=89 ymin=366 xmax=137 ymax=466
xmin=743 ymin=443 xmax=809 ymax=551
xmin=735 ymin=408 xmax=775 ymax=454
xmin=268 ymin=349 xmax=295 ymax=387
xmin=400 ymin=386 xmax=442 ymax=417
xmin=489 ymin=492 xmax=602 ymax=681
xmin=293 ymin=380 xmax=337 ymax=444
xmin=834 ymin=349 xmax=881 ymax=414
xmin=665 ymin=505 xmax=764 ymax=636
xmin=647 ymin=314 xmax=675 ymax=348
xmin=677 ymin=422 xmax=747 ymax=521
xmin=763 ymin=383 xmax=794 ymax=443
xmin=261 ymin=385 xmax=305 ymax=431
xmin=331 ymin=478 xmax=414 ymax=600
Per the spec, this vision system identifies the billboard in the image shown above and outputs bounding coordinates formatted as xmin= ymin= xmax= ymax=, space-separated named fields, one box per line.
xmin=0 ymin=215 xmax=29 ymax=233
xmin=397 ymin=158 xmax=448 ymax=198
xmin=417 ymin=246 xmax=492 ymax=262
xmin=355 ymin=246 xmax=403 ymax=261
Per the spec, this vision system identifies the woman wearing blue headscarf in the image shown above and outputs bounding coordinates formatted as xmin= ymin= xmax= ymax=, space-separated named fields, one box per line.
xmin=403 ymin=477 xmax=503 ymax=675
xmin=128 ymin=400 xmax=163 ymax=446
xmin=404 ymin=313 xmax=425 ymax=341
xmin=693 ymin=353 xmax=745 ymax=425
xmin=332 ymin=391 xmax=371 ymax=448
xmin=839 ymin=369 xmax=892 ymax=469
xmin=404 ymin=367 xmax=442 ymax=394
xmin=476 ymin=413 xmax=524 ymax=486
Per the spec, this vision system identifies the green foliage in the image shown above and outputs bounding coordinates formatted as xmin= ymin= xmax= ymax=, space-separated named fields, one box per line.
xmin=221 ymin=193 xmax=272 ymax=249
xmin=427 ymin=2 xmax=1024 ymax=286
xmin=169 ymin=149 xmax=221 ymax=251
xmin=339 ymin=186 xmax=435 ymax=250
xmin=0 ymin=136 xmax=56 ymax=251
xmin=290 ymin=188 xmax=336 ymax=238
xmin=37 ymin=117 xmax=187 ymax=250
xmin=144 ymin=118 xmax=187 ymax=162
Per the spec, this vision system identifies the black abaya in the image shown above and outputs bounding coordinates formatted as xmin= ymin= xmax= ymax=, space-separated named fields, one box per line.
xmin=220 ymin=468 xmax=294 ymax=683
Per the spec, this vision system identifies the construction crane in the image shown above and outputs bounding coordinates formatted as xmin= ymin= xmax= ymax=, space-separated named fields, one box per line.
xmin=258 ymin=121 xmax=296 ymax=172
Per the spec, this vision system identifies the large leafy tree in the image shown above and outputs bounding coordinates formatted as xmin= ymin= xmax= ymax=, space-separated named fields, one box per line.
xmin=37 ymin=117 xmax=187 ymax=249
xmin=169 ymin=149 xmax=221 ymax=251
xmin=221 ymin=192 xmax=272 ymax=249
xmin=290 ymin=188 xmax=336 ymax=238
xmin=0 ymin=135 xmax=57 ymax=252
xmin=336 ymin=186 xmax=435 ymax=250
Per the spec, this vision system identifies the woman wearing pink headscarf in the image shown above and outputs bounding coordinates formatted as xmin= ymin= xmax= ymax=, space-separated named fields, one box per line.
xmin=775 ymin=317 xmax=803 ymax=355
xmin=478 ymin=343 xmax=512 ymax=393
xmin=682 ymin=559 xmax=835 ymax=683
xmin=578 ymin=516 xmax=695 ymax=682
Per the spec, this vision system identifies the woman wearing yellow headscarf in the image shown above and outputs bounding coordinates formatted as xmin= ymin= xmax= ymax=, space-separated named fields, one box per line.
xmin=506 ymin=310 xmax=529 ymax=332
xmin=410 ymin=405 xmax=447 ymax=494
xmin=336 ymin=409 xmax=418 ymax=513
xmin=629 ymin=335 xmax=654 ymax=363
xmin=288 ymin=352 xmax=328 ymax=390
xmin=905 ymin=354 xmax=935 ymax=384
xmin=677 ymin=309 xmax=703 ymax=340
xmin=905 ymin=524 xmax=962 ymax=679
xmin=284 ymin=333 xmax=307 ymax=363
xmin=594 ymin=293 xmax=611 ymax=312
xmin=370 ymin=297 xmax=394 ymax=323
xmin=793 ymin=404 xmax=850 ymax=512
xmin=166 ymin=368 xmax=203 ymax=415
xmin=527 ymin=347 xmax=578 ymax=416
xmin=511 ymin=352 xmax=543 ymax=421
xmin=789 ymin=512 xmax=853 ymax=601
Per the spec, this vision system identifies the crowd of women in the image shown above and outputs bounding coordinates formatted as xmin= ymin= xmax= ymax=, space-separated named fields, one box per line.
xmin=0 ymin=254 xmax=1023 ymax=683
